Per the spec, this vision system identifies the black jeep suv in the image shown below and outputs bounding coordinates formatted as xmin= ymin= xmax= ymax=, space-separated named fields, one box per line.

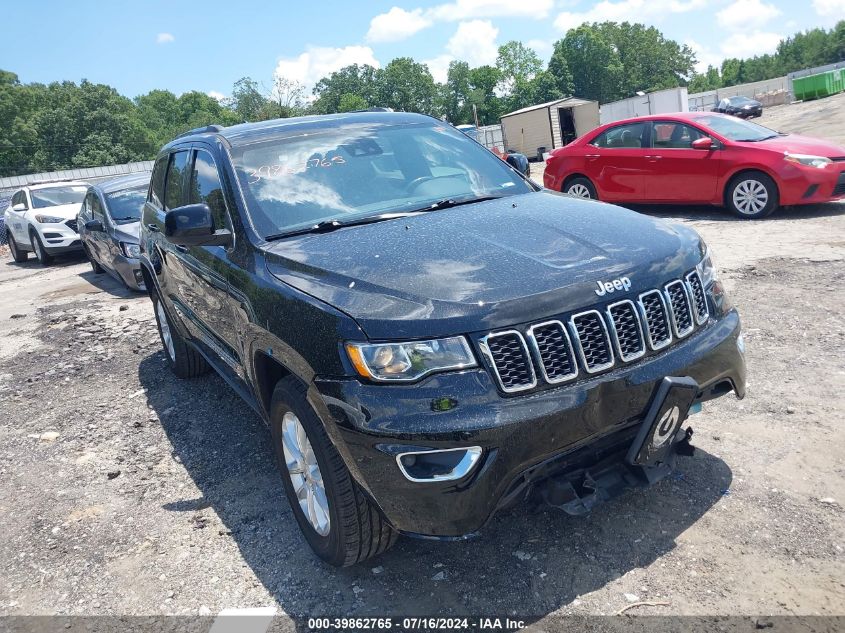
xmin=139 ymin=112 xmax=746 ymax=567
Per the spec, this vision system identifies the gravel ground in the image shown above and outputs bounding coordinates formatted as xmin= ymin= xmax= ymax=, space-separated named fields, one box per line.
xmin=1 ymin=98 xmax=844 ymax=621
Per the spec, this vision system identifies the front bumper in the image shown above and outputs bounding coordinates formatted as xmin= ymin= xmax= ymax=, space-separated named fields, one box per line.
xmin=779 ymin=165 xmax=845 ymax=205
xmin=111 ymin=254 xmax=146 ymax=291
xmin=314 ymin=309 xmax=746 ymax=538
xmin=35 ymin=221 xmax=82 ymax=253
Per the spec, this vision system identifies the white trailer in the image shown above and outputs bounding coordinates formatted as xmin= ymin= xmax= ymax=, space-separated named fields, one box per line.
xmin=500 ymin=97 xmax=600 ymax=160
xmin=600 ymin=87 xmax=689 ymax=125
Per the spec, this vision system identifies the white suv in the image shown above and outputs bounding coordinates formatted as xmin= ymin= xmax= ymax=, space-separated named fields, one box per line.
xmin=4 ymin=180 xmax=88 ymax=265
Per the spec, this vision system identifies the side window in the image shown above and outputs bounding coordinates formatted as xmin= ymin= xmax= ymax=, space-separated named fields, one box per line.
xmin=90 ymin=194 xmax=105 ymax=220
xmin=651 ymin=122 xmax=705 ymax=149
xmin=164 ymin=150 xmax=190 ymax=211
xmin=13 ymin=191 xmax=27 ymax=208
xmin=189 ymin=150 xmax=229 ymax=230
xmin=592 ymin=122 xmax=647 ymax=149
xmin=149 ymin=155 xmax=168 ymax=209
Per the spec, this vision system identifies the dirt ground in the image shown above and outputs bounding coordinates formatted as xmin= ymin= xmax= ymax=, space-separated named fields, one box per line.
xmin=1 ymin=99 xmax=844 ymax=622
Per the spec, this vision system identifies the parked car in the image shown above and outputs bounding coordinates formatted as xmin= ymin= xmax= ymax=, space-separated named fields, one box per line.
xmin=3 ymin=180 xmax=87 ymax=264
xmin=140 ymin=112 xmax=746 ymax=566
xmin=712 ymin=96 xmax=763 ymax=118
xmin=544 ymin=112 xmax=845 ymax=219
xmin=77 ymin=173 xmax=150 ymax=291
xmin=456 ymin=124 xmax=531 ymax=177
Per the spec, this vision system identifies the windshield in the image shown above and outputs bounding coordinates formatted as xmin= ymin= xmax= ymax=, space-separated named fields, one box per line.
xmin=729 ymin=96 xmax=752 ymax=105
xmin=695 ymin=115 xmax=777 ymax=141
xmin=105 ymin=185 xmax=147 ymax=222
xmin=30 ymin=186 xmax=87 ymax=209
xmin=230 ymin=120 xmax=533 ymax=237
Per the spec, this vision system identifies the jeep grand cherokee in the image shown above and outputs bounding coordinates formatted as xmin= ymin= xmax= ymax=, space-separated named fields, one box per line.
xmin=139 ymin=112 xmax=746 ymax=567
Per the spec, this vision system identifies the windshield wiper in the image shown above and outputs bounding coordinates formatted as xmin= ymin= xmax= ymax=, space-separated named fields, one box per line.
xmin=263 ymin=195 xmax=506 ymax=241
xmin=264 ymin=212 xmax=419 ymax=241
xmin=111 ymin=216 xmax=139 ymax=221
xmin=736 ymin=135 xmax=778 ymax=142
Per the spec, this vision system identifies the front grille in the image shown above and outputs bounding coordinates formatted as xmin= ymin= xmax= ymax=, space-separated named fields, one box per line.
xmin=570 ymin=310 xmax=614 ymax=373
xmin=481 ymin=268 xmax=711 ymax=394
xmin=65 ymin=219 xmax=79 ymax=233
xmin=665 ymin=280 xmax=694 ymax=338
xmin=638 ymin=290 xmax=672 ymax=350
xmin=528 ymin=320 xmax=577 ymax=383
xmin=833 ymin=172 xmax=845 ymax=196
xmin=607 ymin=300 xmax=645 ymax=361
xmin=685 ymin=271 xmax=708 ymax=324
xmin=481 ymin=331 xmax=536 ymax=393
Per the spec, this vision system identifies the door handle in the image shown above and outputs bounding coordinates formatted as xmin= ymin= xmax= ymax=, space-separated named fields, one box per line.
xmin=146 ymin=223 xmax=160 ymax=232
xmin=645 ymin=155 xmax=663 ymax=161
xmin=585 ymin=154 xmax=600 ymax=159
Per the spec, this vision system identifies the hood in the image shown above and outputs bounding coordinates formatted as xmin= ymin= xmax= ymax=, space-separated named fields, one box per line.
xmin=752 ymin=133 xmax=845 ymax=158
xmin=35 ymin=203 xmax=81 ymax=220
xmin=264 ymin=192 xmax=704 ymax=339
xmin=112 ymin=220 xmax=140 ymax=243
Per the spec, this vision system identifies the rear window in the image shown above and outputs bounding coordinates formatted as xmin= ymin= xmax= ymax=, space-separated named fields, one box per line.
xmin=30 ymin=186 xmax=87 ymax=209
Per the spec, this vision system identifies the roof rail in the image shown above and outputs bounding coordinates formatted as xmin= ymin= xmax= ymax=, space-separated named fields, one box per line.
xmin=350 ymin=107 xmax=395 ymax=113
xmin=26 ymin=177 xmax=82 ymax=186
xmin=175 ymin=124 xmax=224 ymax=139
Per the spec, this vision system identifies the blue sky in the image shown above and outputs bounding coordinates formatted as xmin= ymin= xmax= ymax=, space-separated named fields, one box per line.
xmin=3 ymin=0 xmax=844 ymax=100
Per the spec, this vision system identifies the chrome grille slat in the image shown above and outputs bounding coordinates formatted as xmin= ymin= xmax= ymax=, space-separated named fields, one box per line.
xmin=665 ymin=280 xmax=694 ymax=338
xmin=637 ymin=290 xmax=673 ymax=350
xmin=685 ymin=270 xmax=708 ymax=325
xmin=569 ymin=310 xmax=614 ymax=374
xmin=480 ymin=330 xmax=536 ymax=393
xmin=481 ymin=269 xmax=708 ymax=393
xmin=527 ymin=320 xmax=578 ymax=384
xmin=607 ymin=300 xmax=646 ymax=362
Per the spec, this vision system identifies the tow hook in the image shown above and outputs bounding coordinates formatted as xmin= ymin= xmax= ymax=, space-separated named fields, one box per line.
xmin=675 ymin=427 xmax=695 ymax=456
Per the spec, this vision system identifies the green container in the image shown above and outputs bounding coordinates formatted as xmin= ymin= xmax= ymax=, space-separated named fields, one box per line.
xmin=793 ymin=71 xmax=842 ymax=101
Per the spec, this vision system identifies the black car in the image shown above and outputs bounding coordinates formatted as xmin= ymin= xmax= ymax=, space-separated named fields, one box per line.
xmin=139 ymin=112 xmax=746 ymax=567
xmin=78 ymin=174 xmax=149 ymax=291
xmin=712 ymin=95 xmax=763 ymax=118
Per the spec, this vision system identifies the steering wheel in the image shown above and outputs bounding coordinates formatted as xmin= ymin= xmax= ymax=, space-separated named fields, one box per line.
xmin=407 ymin=176 xmax=435 ymax=192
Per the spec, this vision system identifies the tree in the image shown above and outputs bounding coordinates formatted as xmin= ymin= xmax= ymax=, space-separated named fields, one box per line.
xmin=554 ymin=25 xmax=624 ymax=103
xmin=376 ymin=57 xmax=437 ymax=114
xmin=311 ymin=64 xmax=380 ymax=114
xmin=688 ymin=65 xmax=722 ymax=93
xmin=337 ymin=93 xmax=368 ymax=112
xmin=496 ymin=41 xmax=543 ymax=111
xmin=440 ymin=60 xmax=473 ymax=123
xmin=467 ymin=65 xmax=502 ymax=125
xmin=547 ymin=47 xmax=574 ymax=98
xmin=271 ymin=76 xmax=306 ymax=118
xmin=229 ymin=76 xmax=268 ymax=122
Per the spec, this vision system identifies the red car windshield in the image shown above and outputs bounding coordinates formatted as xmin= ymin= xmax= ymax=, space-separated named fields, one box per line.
xmin=695 ymin=116 xmax=778 ymax=142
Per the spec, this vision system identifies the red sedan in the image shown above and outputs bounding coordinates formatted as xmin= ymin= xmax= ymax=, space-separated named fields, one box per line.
xmin=543 ymin=112 xmax=845 ymax=219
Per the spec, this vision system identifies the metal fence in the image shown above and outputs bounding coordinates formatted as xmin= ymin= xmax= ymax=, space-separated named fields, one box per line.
xmin=0 ymin=161 xmax=154 ymax=194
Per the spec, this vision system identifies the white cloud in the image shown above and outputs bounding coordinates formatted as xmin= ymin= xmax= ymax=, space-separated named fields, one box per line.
xmin=447 ymin=20 xmax=500 ymax=67
xmin=813 ymin=0 xmax=845 ymax=19
xmin=686 ymin=39 xmax=722 ymax=74
xmin=274 ymin=45 xmax=380 ymax=90
xmin=366 ymin=7 xmax=432 ymax=43
xmin=423 ymin=20 xmax=500 ymax=84
xmin=719 ymin=30 xmax=783 ymax=58
xmin=207 ymin=91 xmax=226 ymax=102
xmin=367 ymin=0 xmax=552 ymax=42
xmin=156 ymin=32 xmax=174 ymax=44
xmin=554 ymin=0 xmax=706 ymax=33
xmin=526 ymin=39 xmax=554 ymax=60
xmin=716 ymin=0 xmax=781 ymax=31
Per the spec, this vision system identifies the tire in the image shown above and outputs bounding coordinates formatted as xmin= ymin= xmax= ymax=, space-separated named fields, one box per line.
xmin=270 ymin=376 xmax=397 ymax=567
xmin=86 ymin=246 xmax=104 ymax=273
xmin=150 ymin=287 xmax=210 ymax=378
xmin=29 ymin=231 xmax=54 ymax=266
xmin=564 ymin=176 xmax=598 ymax=200
xmin=725 ymin=172 xmax=778 ymax=219
xmin=8 ymin=235 xmax=28 ymax=263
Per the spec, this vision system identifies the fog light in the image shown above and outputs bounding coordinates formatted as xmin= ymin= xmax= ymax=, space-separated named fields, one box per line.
xmin=396 ymin=447 xmax=482 ymax=483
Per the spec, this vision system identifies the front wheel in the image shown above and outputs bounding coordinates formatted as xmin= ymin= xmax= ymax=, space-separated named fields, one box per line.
xmin=8 ymin=235 xmax=28 ymax=263
xmin=29 ymin=231 xmax=54 ymax=266
xmin=86 ymin=245 xmax=104 ymax=273
xmin=270 ymin=377 xmax=397 ymax=567
xmin=726 ymin=172 xmax=778 ymax=219
xmin=564 ymin=176 xmax=598 ymax=200
xmin=150 ymin=288 xmax=210 ymax=378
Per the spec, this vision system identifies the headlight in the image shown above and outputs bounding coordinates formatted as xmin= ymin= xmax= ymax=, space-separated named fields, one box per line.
xmin=120 ymin=242 xmax=141 ymax=258
xmin=784 ymin=153 xmax=831 ymax=169
xmin=34 ymin=214 xmax=64 ymax=223
xmin=696 ymin=247 xmax=718 ymax=288
xmin=345 ymin=336 xmax=476 ymax=382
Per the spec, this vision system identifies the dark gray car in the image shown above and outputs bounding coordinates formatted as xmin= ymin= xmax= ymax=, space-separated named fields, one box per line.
xmin=77 ymin=173 xmax=150 ymax=291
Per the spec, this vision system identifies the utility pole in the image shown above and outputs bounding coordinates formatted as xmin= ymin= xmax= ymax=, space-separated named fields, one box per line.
xmin=472 ymin=103 xmax=480 ymax=128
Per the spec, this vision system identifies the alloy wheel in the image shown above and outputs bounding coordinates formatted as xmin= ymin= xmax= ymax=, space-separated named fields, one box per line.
xmin=30 ymin=234 xmax=44 ymax=262
xmin=281 ymin=411 xmax=330 ymax=536
xmin=732 ymin=179 xmax=769 ymax=215
xmin=155 ymin=300 xmax=176 ymax=361
xmin=567 ymin=183 xmax=592 ymax=198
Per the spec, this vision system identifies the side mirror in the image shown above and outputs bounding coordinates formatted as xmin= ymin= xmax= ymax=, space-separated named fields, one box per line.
xmin=164 ymin=203 xmax=232 ymax=248
xmin=12 ymin=203 xmax=26 ymax=212
xmin=85 ymin=219 xmax=104 ymax=232
xmin=692 ymin=137 xmax=713 ymax=150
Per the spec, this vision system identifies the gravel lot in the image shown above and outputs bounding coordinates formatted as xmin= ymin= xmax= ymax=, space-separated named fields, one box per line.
xmin=1 ymin=99 xmax=844 ymax=622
